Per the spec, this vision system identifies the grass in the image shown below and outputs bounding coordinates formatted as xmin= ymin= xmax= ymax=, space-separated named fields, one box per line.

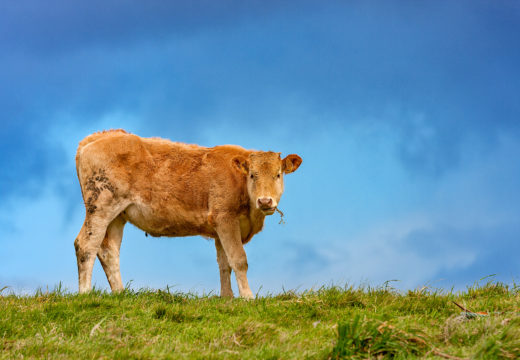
xmin=1 ymin=281 xmax=520 ymax=359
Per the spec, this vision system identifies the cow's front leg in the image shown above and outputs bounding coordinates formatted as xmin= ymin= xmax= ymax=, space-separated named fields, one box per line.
xmin=215 ymin=238 xmax=233 ymax=298
xmin=216 ymin=218 xmax=254 ymax=300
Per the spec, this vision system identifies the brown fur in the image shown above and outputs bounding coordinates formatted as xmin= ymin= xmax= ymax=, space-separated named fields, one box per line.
xmin=74 ymin=129 xmax=302 ymax=298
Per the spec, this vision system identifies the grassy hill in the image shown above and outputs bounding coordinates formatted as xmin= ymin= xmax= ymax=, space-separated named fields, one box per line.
xmin=1 ymin=281 xmax=519 ymax=359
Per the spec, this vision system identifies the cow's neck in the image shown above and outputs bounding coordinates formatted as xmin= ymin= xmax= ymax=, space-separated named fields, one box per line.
xmin=247 ymin=203 xmax=267 ymax=235
xmin=249 ymin=207 xmax=266 ymax=222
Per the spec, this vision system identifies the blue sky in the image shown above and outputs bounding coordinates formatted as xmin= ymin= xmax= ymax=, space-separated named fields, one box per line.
xmin=1 ymin=1 xmax=520 ymax=294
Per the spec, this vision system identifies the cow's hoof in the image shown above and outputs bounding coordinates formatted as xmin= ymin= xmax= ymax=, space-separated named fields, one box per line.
xmin=240 ymin=292 xmax=254 ymax=300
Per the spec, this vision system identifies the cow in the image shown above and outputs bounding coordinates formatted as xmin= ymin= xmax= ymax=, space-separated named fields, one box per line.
xmin=74 ymin=129 xmax=302 ymax=299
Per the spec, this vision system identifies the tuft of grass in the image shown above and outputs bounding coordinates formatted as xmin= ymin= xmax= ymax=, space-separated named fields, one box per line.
xmin=474 ymin=318 xmax=520 ymax=359
xmin=329 ymin=314 xmax=428 ymax=359
xmin=1 ymin=282 xmax=520 ymax=359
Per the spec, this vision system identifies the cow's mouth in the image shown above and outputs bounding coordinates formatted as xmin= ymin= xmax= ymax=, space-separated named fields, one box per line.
xmin=261 ymin=207 xmax=276 ymax=215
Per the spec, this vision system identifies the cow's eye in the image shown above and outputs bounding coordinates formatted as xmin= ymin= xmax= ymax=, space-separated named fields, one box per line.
xmin=276 ymin=174 xmax=281 ymax=178
xmin=250 ymin=174 xmax=254 ymax=179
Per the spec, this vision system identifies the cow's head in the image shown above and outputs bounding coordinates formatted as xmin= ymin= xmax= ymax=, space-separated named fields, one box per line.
xmin=233 ymin=151 xmax=302 ymax=215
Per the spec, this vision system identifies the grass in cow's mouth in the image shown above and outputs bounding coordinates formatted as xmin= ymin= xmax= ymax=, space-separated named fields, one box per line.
xmin=275 ymin=207 xmax=285 ymax=224
xmin=1 ymin=281 xmax=519 ymax=359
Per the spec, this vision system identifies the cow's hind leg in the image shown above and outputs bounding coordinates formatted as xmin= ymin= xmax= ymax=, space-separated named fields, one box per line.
xmin=74 ymin=214 xmax=113 ymax=293
xmin=97 ymin=215 xmax=126 ymax=292
xmin=215 ymin=238 xmax=233 ymax=298
xmin=75 ymin=191 xmax=129 ymax=294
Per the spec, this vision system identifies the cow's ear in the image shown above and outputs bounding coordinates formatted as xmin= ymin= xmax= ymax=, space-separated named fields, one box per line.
xmin=282 ymin=154 xmax=302 ymax=174
xmin=232 ymin=156 xmax=250 ymax=175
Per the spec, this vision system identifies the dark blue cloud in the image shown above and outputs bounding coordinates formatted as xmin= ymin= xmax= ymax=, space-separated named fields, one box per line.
xmin=2 ymin=1 xmax=519 ymax=134
xmin=0 ymin=1 xmax=287 ymax=54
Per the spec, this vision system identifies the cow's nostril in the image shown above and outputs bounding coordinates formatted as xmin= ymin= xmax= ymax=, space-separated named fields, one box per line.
xmin=258 ymin=197 xmax=273 ymax=207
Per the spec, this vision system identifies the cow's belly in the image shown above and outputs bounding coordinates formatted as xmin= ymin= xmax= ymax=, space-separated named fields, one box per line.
xmin=121 ymin=203 xmax=214 ymax=238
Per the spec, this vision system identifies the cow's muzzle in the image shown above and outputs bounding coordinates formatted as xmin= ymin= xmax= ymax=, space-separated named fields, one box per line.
xmin=257 ymin=197 xmax=276 ymax=215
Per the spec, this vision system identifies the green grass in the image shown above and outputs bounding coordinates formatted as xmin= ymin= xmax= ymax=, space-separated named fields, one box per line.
xmin=1 ymin=281 xmax=520 ymax=359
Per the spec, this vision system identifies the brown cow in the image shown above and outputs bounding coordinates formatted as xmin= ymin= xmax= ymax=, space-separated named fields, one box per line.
xmin=74 ymin=129 xmax=302 ymax=299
